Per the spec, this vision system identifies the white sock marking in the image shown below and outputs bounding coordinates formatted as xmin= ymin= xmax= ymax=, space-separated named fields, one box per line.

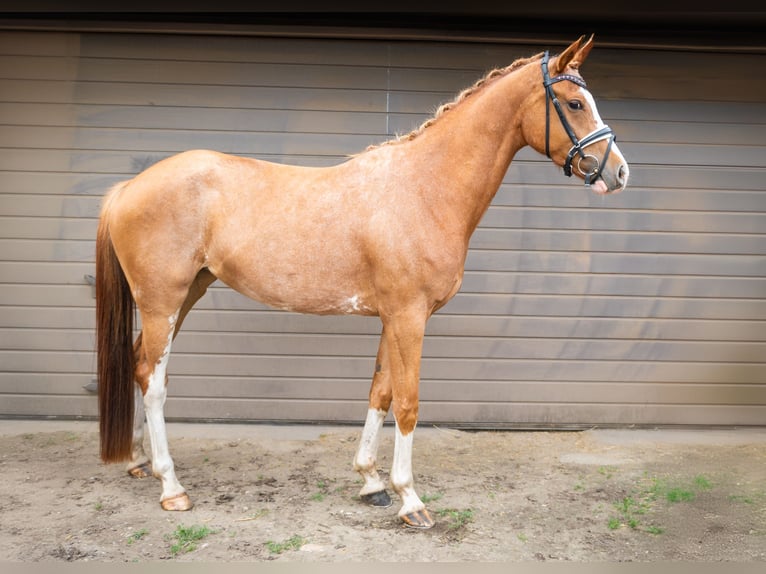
xmin=354 ymin=408 xmax=387 ymax=495
xmin=391 ymin=422 xmax=425 ymax=517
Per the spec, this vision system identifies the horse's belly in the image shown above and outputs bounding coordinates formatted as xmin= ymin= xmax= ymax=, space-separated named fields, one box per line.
xmin=211 ymin=249 xmax=378 ymax=317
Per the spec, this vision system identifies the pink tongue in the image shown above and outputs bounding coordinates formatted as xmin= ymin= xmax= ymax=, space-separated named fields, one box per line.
xmin=591 ymin=180 xmax=609 ymax=194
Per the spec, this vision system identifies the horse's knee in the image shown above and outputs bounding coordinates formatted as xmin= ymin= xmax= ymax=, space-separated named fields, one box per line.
xmin=393 ymin=402 xmax=418 ymax=435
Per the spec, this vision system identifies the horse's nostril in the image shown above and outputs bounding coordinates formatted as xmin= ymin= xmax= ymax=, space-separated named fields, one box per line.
xmin=617 ymin=164 xmax=628 ymax=184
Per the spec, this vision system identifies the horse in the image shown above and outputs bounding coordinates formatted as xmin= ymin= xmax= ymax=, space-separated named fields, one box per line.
xmin=96 ymin=35 xmax=629 ymax=529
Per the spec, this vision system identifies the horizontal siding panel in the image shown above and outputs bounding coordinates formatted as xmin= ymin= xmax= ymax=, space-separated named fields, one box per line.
xmin=4 ymin=351 xmax=765 ymax=384
xmin=1 ymin=307 xmax=763 ymax=343
xmin=491 ymin=187 xmax=766 ymax=213
xmin=4 ymin=240 xmax=764 ymax=274
xmin=3 ymin=170 xmax=764 ymax=215
xmin=0 ymin=103 xmax=388 ymax=135
xmin=0 ymin=126 xmax=379 ymax=157
xmin=5 ymin=329 xmax=765 ymax=363
xmin=5 ymin=218 xmax=766 ymax=257
xmin=4 ymin=374 xmax=764 ymax=407
xmin=465 ymin=251 xmax=766 ymax=276
xmin=479 ymin=207 xmax=766 ymax=234
xmin=469 ymin=229 xmax=766 ymax=255
xmin=0 ymin=56 xmax=390 ymax=90
xmin=3 ymin=196 xmax=764 ymax=231
xmin=3 ymin=261 xmax=765 ymax=299
xmin=0 ymin=79 xmax=389 ymax=112
xmin=4 ymin=126 xmax=762 ymax=168
xmin=2 ymin=395 xmax=764 ymax=427
xmin=3 ymin=150 xmax=765 ymax=192
xmin=3 ymin=283 xmax=765 ymax=321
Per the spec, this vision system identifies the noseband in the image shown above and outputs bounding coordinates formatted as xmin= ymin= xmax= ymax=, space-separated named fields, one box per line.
xmin=541 ymin=51 xmax=615 ymax=186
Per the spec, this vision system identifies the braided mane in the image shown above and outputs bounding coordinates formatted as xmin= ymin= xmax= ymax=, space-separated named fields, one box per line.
xmin=366 ymin=52 xmax=544 ymax=151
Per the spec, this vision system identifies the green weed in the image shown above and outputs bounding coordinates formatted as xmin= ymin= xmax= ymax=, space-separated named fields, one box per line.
xmin=694 ymin=475 xmax=713 ymax=490
xmin=436 ymin=508 xmax=474 ymax=530
xmin=266 ymin=535 xmax=307 ymax=554
xmin=421 ymin=492 xmax=444 ymax=503
xmin=666 ymin=488 xmax=695 ymax=503
xmin=607 ymin=473 xmax=715 ymax=534
xmin=127 ymin=528 xmax=148 ymax=545
xmin=168 ymin=524 xmax=214 ymax=556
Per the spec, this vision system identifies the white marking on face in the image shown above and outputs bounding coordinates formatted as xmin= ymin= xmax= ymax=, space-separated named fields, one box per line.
xmin=579 ymin=87 xmax=605 ymax=128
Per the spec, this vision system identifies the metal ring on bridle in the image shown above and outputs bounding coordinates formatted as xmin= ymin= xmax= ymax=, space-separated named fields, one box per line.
xmin=576 ymin=153 xmax=600 ymax=180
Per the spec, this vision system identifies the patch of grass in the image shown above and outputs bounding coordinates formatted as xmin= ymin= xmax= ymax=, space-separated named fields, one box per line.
xmin=666 ymin=487 xmax=695 ymax=503
xmin=266 ymin=535 xmax=307 ymax=555
xmin=694 ymin=475 xmax=713 ymax=490
xmin=436 ymin=508 xmax=474 ymax=531
xmin=421 ymin=492 xmax=443 ymax=504
xmin=127 ymin=529 xmax=148 ymax=545
xmin=310 ymin=479 xmax=332 ymax=502
xmin=94 ymin=501 xmax=104 ymax=511
xmin=598 ymin=466 xmax=617 ymax=479
xmin=517 ymin=532 xmax=528 ymax=543
xmin=729 ymin=494 xmax=754 ymax=505
xmin=167 ymin=524 xmax=214 ymax=556
xmin=607 ymin=473 xmax=716 ymax=534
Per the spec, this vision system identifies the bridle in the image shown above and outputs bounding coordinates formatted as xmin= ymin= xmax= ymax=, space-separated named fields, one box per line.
xmin=541 ymin=50 xmax=615 ymax=186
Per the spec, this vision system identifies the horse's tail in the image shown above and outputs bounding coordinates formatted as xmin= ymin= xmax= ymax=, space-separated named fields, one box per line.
xmin=96 ymin=185 xmax=135 ymax=463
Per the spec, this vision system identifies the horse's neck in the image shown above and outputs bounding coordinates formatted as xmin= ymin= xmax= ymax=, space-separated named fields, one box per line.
xmin=395 ymin=64 xmax=534 ymax=238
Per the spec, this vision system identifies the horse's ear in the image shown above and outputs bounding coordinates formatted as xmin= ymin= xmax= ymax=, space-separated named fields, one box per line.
xmin=552 ymin=35 xmax=586 ymax=74
xmin=570 ymin=34 xmax=595 ymax=70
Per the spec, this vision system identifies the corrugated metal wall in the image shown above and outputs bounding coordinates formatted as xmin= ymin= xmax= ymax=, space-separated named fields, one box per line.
xmin=1 ymin=30 xmax=764 ymax=427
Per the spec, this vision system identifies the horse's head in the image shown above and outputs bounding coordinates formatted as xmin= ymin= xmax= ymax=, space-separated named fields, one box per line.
xmin=521 ymin=35 xmax=629 ymax=194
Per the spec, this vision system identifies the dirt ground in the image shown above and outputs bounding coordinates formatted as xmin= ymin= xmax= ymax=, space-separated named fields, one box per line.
xmin=0 ymin=420 xmax=764 ymax=563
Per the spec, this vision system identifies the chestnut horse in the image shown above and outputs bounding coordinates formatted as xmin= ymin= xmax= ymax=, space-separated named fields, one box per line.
xmin=96 ymin=35 xmax=629 ymax=529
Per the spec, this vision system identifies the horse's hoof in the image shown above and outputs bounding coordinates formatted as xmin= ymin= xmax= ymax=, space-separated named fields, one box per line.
xmin=127 ymin=462 xmax=152 ymax=479
xmin=401 ymin=509 xmax=435 ymax=530
xmin=160 ymin=492 xmax=193 ymax=511
xmin=360 ymin=490 xmax=393 ymax=508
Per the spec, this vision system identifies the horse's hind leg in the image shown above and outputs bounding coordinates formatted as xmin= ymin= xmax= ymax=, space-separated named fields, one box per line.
xmin=126 ymin=379 xmax=151 ymax=478
xmin=133 ymin=309 xmax=191 ymax=510
xmin=133 ymin=270 xmax=217 ymax=510
xmin=354 ymin=328 xmax=393 ymax=508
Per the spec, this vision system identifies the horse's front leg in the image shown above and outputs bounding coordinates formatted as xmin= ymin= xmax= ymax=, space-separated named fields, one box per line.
xmin=354 ymin=329 xmax=393 ymax=508
xmin=126 ymin=382 xmax=152 ymax=478
xmin=135 ymin=313 xmax=192 ymax=511
xmin=384 ymin=307 xmax=434 ymax=529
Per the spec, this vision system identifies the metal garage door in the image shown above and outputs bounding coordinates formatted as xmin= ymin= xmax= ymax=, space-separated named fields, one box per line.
xmin=1 ymin=30 xmax=764 ymax=427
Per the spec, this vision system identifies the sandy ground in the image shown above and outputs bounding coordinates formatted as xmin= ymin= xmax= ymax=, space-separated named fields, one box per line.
xmin=0 ymin=420 xmax=764 ymax=563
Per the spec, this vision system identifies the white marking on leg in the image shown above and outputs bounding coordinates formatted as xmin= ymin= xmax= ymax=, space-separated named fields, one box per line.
xmin=143 ymin=317 xmax=185 ymax=501
xmin=354 ymin=408 xmax=387 ymax=495
xmin=127 ymin=383 xmax=149 ymax=471
xmin=391 ymin=421 xmax=425 ymax=517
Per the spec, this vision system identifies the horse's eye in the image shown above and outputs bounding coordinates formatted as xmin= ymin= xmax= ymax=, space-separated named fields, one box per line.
xmin=568 ymin=100 xmax=583 ymax=111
